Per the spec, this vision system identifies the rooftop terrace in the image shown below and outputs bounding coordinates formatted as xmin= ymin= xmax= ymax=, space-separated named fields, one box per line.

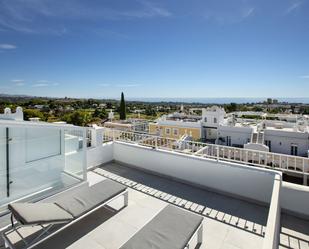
xmin=1 ymin=162 xmax=308 ymax=249
xmin=0 ymin=122 xmax=309 ymax=249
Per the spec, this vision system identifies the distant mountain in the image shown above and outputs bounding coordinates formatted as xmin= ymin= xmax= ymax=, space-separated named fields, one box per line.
xmin=0 ymin=93 xmax=32 ymax=98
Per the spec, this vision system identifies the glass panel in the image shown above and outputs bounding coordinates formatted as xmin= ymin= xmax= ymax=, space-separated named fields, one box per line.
xmin=64 ymin=129 xmax=85 ymax=178
xmin=0 ymin=125 xmax=86 ymax=211
xmin=0 ymin=128 xmax=6 ymax=201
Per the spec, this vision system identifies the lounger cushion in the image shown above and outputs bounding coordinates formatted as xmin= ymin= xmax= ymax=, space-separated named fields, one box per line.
xmin=8 ymin=203 xmax=73 ymax=225
xmin=55 ymin=179 xmax=127 ymax=218
xmin=120 ymin=204 xmax=203 ymax=249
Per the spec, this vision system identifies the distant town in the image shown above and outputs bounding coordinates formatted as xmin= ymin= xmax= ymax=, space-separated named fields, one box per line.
xmin=1 ymin=93 xmax=309 ymax=126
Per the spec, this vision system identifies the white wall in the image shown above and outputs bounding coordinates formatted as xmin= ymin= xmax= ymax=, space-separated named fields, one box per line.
xmin=280 ymin=181 xmax=309 ymax=218
xmin=202 ymin=127 xmax=218 ymax=140
xmin=87 ymin=142 xmax=114 ymax=169
xmin=158 ymin=119 xmax=202 ymax=129
xmin=86 ymin=140 xmax=309 ymax=217
xmin=244 ymin=143 xmax=269 ymax=152
xmin=113 ymin=142 xmax=277 ymax=204
xmin=218 ymin=126 xmax=253 ymax=147
xmin=264 ymin=130 xmax=309 ymax=156
xmin=201 ymin=106 xmax=225 ymax=127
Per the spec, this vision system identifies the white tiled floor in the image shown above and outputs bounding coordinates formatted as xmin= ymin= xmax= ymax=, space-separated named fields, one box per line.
xmin=31 ymin=171 xmax=264 ymax=249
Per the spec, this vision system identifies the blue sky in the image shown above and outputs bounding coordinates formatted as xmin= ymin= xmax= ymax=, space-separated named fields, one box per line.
xmin=0 ymin=0 xmax=308 ymax=99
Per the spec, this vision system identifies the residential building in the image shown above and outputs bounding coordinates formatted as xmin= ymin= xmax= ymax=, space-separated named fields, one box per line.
xmin=104 ymin=120 xmax=149 ymax=133
xmin=150 ymin=106 xmax=309 ymax=157
xmin=104 ymin=111 xmax=149 ymax=133
xmin=149 ymin=112 xmax=201 ymax=140
xmin=201 ymin=106 xmax=226 ymax=142
xmin=218 ymin=117 xmax=309 ymax=157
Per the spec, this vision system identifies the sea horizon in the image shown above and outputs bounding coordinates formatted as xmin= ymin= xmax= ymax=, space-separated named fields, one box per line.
xmin=127 ymin=97 xmax=309 ymax=104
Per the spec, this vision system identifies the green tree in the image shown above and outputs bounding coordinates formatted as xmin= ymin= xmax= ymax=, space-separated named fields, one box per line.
xmin=93 ymin=108 xmax=107 ymax=119
xmin=24 ymin=109 xmax=46 ymax=121
xmin=145 ymin=106 xmax=156 ymax=116
xmin=106 ymin=102 xmax=113 ymax=109
xmin=225 ymin=103 xmax=238 ymax=113
xmin=62 ymin=111 xmax=92 ymax=126
xmin=119 ymin=92 xmax=126 ymax=120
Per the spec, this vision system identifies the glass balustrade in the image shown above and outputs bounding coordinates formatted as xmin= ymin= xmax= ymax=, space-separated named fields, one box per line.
xmin=0 ymin=123 xmax=86 ymax=212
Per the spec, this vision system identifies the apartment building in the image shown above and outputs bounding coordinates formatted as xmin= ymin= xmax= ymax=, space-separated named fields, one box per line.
xmin=103 ymin=110 xmax=149 ymax=133
xmin=150 ymin=106 xmax=309 ymax=157
xmin=149 ymin=112 xmax=201 ymax=140
xmin=217 ymin=118 xmax=309 ymax=157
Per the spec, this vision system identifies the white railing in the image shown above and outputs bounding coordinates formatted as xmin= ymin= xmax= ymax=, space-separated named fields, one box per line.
xmin=102 ymin=128 xmax=309 ymax=182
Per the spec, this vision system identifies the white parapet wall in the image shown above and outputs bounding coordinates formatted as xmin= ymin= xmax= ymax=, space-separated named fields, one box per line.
xmin=87 ymin=142 xmax=114 ymax=169
xmin=86 ymin=132 xmax=309 ymax=217
xmin=113 ymin=141 xmax=277 ymax=204
xmin=280 ymin=181 xmax=309 ymax=218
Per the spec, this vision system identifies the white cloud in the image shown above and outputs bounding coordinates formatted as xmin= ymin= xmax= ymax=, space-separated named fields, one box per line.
xmin=11 ymin=79 xmax=25 ymax=86
xmin=0 ymin=44 xmax=16 ymax=49
xmin=0 ymin=0 xmax=171 ymax=35
xmin=300 ymin=75 xmax=309 ymax=79
xmin=242 ymin=7 xmax=255 ymax=18
xmin=285 ymin=1 xmax=302 ymax=14
xmin=32 ymin=81 xmax=60 ymax=87
xmin=15 ymin=82 xmax=25 ymax=86
xmin=203 ymin=2 xmax=256 ymax=24
xmin=32 ymin=83 xmax=49 ymax=87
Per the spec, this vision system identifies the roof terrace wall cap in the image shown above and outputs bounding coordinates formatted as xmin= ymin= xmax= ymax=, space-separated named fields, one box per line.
xmin=0 ymin=119 xmax=82 ymax=129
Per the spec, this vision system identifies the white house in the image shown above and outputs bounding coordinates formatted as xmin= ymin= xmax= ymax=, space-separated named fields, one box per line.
xmin=201 ymin=106 xmax=226 ymax=142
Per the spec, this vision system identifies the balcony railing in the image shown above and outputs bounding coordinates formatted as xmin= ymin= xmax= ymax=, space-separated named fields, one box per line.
xmin=0 ymin=120 xmax=87 ymax=211
xmin=102 ymin=128 xmax=309 ymax=184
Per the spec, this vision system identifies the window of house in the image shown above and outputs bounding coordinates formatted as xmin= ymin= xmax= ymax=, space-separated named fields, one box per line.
xmin=173 ymin=128 xmax=179 ymax=136
xmin=204 ymin=117 xmax=207 ymax=122
xmin=226 ymin=136 xmax=231 ymax=146
xmin=214 ymin=117 xmax=217 ymax=123
xmin=291 ymin=144 xmax=298 ymax=156
xmin=165 ymin=128 xmax=171 ymax=135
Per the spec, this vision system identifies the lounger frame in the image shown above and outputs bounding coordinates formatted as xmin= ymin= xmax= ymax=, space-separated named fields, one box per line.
xmin=2 ymin=189 xmax=128 ymax=249
xmin=184 ymin=222 xmax=203 ymax=249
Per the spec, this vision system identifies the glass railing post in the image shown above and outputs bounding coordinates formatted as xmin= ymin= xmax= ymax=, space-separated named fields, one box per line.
xmin=82 ymin=128 xmax=87 ymax=181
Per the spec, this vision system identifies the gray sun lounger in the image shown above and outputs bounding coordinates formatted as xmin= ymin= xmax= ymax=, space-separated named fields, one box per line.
xmin=2 ymin=179 xmax=128 ymax=249
xmin=120 ymin=204 xmax=204 ymax=249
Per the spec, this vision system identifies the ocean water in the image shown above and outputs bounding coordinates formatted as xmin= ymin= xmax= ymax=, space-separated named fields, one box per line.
xmin=127 ymin=97 xmax=309 ymax=104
